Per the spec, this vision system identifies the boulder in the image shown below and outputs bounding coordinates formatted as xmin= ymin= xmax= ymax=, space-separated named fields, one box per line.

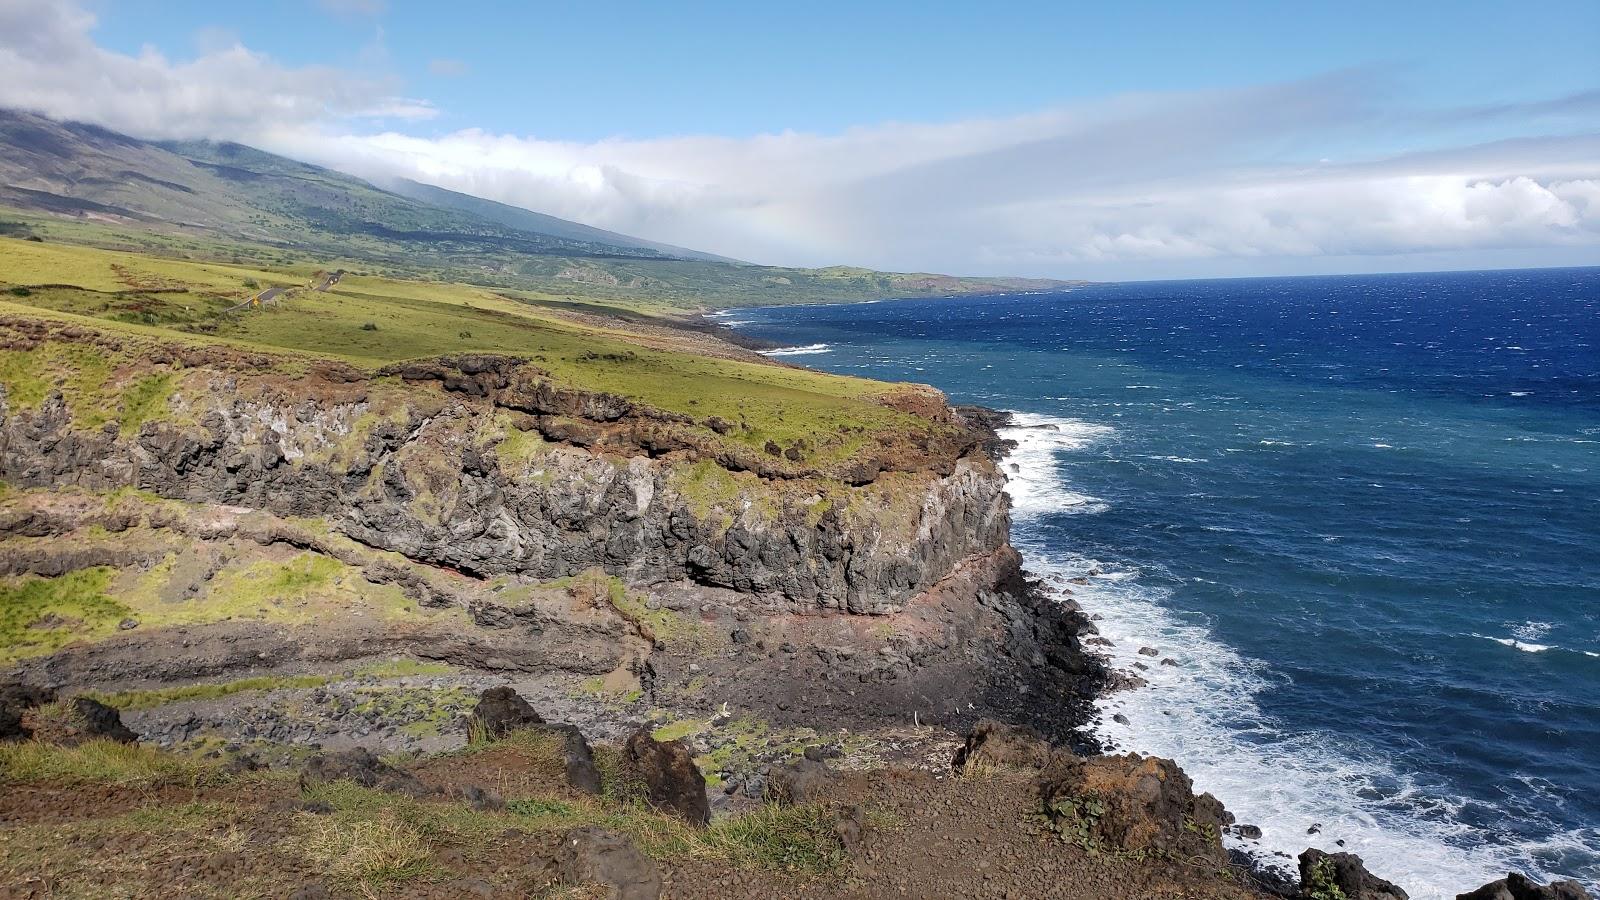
xmin=765 ymin=757 xmax=833 ymax=806
xmin=23 ymin=696 xmax=136 ymax=746
xmin=533 ymin=723 xmax=603 ymax=795
xmin=555 ymin=826 xmax=662 ymax=900
xmin=952 ymin=718 xmax=1053 ymax=773
xmin=1298 ymin=849 xmax=1409 ymax=900
xmin=621 ymin=727 xmax=710 ymax=827
xmin=468 ymin=686 xmax=544 ymax=740
xmin=1457 ymin=873 xmax=1593 ymax=900
xmin=1037 ymin=752 xmax=1233 ymax=864
xmin=0 ymin=679 xmax=56 ymax=742
xmin=298 ymin=747 xmax=429 ymax=798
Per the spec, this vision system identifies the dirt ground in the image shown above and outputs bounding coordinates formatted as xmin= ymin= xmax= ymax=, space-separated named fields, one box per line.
xmin=0 ymin=736 xmax=1268 ymax=900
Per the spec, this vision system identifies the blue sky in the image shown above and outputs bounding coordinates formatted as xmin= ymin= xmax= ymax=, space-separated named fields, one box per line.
xmin=87 ymin=0 xmax=1599 ymax=142
xmin=5 ymin=0 xmax=1599 ymax=278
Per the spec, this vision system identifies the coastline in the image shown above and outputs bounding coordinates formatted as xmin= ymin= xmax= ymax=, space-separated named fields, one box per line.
xmin=716 ymin=285 xmax=1598 ymax=897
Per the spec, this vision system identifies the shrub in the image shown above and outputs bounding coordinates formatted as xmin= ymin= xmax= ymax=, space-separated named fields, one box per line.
xmin=360 ymin=322 xmax=379 ymax=331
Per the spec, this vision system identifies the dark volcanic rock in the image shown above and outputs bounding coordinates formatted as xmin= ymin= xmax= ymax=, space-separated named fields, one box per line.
xmin=1298 ymin=848 xmax=1409 ymax=900
xmin=555 ymin=826 xmax=662 ymax=900
xmin=27 ymin=696 xmax=136 ymax=746
xmin=1457 ymin=873 xmax=1593 ymax=900
xmin=952 ymin=718 xmax=1053 ymax=773
xmin=298 ymin=747 xmax=429 ymax=798
xmin=468 ymin=686 xmax=545 ymax=739
xmin=1038 ymin=752 xmax=1233 ymax=865
xmin=0 ymin=679 xmax=55 ymax=741
xmin=621 ymin=727 xmax=710 ymax=827
xmin=0 ymin=345 xmax=1013 ymax=615
xmin=532 ymin=723 xmax=603 ymax=795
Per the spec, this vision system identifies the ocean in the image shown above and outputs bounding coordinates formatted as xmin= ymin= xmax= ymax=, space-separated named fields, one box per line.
xmin=725 ymin=267 xmax=1600 ymax=897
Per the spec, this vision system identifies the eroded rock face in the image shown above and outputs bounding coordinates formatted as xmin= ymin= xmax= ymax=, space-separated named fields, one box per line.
xmin=0 ymin=352 xmax=1010 ymax=613
xmin=1298 ymin=849 xmax=1409 ymax=900
xmin=1456 ymin=873 xmax=1593 ymax=900
xmin=1038 ymin=752 xmax=1233 ymax=865
xmin=621 ymin=727 xmax=710 ymax=827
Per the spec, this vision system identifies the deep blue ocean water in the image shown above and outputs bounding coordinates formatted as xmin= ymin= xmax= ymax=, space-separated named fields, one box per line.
xmin=725 ymin=267 xmax=1600 ymax=897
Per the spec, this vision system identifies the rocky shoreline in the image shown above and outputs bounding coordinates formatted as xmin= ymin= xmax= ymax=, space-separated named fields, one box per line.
xmin=0 ymin=318 xmax=1590 ymax=897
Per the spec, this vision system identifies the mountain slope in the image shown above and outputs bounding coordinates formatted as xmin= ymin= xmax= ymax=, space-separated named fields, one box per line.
xmin=0 ymin=108 xmax=684 ymax=262
xmin=383 ymin=176 xmax=740 ymax=264
xmin=0 ymin=108 xmax=1080 ymax=308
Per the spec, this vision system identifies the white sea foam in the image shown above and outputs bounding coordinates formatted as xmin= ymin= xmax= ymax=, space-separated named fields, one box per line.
xmin=1483 ymin=635 xmax=1554 ymax=653
xmin=999 ymin=418 xmax=1590 ymax=898
xmin=996 ymin=412 xmax=1115 ymax=517
xmin=759 ymin=343 xmax=832 ymax=357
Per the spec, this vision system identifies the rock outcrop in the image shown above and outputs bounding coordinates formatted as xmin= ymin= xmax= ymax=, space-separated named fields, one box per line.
xmin=1038 ymin=751 xmax=1233 ymax=865
xmin=23 ymin=696 xmax=137 ymax=746
xmin=0 ymin=679 xmax=55 ymax=741
xmin=298 ymin=747 xmax=429 ymax=798
xmin=1298 ymin=849 xmax=1409 ymax=900
xmin=469 ymin=686 xmax=545 ymax=739
xmin=952 ymin=718 xmax=1054 ymax=773
xmin=621 ymin=727 xmax=710 ymax=827
xmin=1457 ymin=873 xmax=1593 ymax=900
xmin=0 ymin=335 xmax=1010 ymax=615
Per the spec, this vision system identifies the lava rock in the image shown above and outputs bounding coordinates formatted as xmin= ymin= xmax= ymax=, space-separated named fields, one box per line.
xmin=467 ymin=686 xmax=545 ymax=740
xmin=529 ymin=723 xmax=603 ymax=795
xmin=1038 ymin=751 xmax=1234 ymax=865
xmin=0 ymin=679 xmax=55 ymax=742
xmin=1298 ymin=848 xmax=1409 ymax=900
xmin=298 ymin=747 xmax=429 ymax=798
xmin=952 ymin=718 xmax=1054 ymax=773
xmin=1456 ymin=872 xmax=1593 ymax=900
xmin=621 ymin=726 xmax=710 ymax=827
xmin=555 ymin=826 xmax=662 ymax=900
xmin=26 ymin=696 xmax=137 ymax=746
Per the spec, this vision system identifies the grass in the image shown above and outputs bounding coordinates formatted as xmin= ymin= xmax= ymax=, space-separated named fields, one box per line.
xmin=0 ymin=733 xmax=863 ymax=897
xmin=0 ymin=235 xmax=949 ymax=468
xmin=83 ymin=658 xmax=457 ymax=712
xmin=118 ymin=371 xmax=177 ymax=436
xmin=84 ymin=674 xmax=334 ymax=711
xmin=0 ymin=567 xmax=128 ymax=663
xmin=0 ymin=737 xmax=212 ymax=788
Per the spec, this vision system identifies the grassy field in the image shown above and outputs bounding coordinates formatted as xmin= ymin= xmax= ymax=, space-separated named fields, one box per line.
xmin=0 ymin=236 xmax=941 ymax=465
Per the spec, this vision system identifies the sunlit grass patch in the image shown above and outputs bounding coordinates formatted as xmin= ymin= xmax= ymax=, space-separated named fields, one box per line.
xmin=0 ymin=737 xmax=213 ymax=788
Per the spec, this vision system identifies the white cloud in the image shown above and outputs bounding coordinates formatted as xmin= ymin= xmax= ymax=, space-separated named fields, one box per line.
xmin=1 ymin=0 xmax=1596 ymax=277
xmin=0 ymin=0 xmax=428 ymax=140
xmin=260 ymin=84 xmax=1600 ymax=276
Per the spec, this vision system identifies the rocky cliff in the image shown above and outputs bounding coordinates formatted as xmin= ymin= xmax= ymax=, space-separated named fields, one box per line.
xmin=0 ymin=321 xmax=1008 ymax=616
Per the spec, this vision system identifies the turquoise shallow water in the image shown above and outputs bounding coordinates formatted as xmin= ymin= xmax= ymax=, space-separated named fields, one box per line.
xmin=727 ymin=268 xmax=1600 ymax=897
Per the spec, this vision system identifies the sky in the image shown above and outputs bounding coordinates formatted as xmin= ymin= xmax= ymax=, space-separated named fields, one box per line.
xmin=1 ymin=0 xmax=1597 ymax=280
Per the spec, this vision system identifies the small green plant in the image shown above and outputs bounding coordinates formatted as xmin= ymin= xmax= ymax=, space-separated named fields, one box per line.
xmin=360 ymin=321 xmax=379 ymax=331
xmin=9 ymin=286 xmax=32 ymax=297
xmin=1303 ymin=856 xmax=1349 ymax=900
xmin=1041 ymin=793 xmax=1106 ymax=853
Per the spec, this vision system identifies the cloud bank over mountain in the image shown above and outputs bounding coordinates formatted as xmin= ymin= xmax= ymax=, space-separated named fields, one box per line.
xmin=2 ymin=0 xmax=1595 ymax=278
